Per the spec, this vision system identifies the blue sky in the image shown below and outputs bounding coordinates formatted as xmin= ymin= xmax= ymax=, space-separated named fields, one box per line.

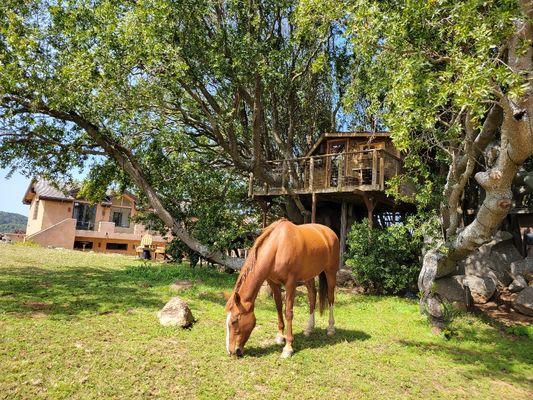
xmin=0 ymin=168 xmax=31 ymax=216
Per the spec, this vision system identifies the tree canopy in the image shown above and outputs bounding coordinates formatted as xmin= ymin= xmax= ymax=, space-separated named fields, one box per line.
xmin=0 ymin=0 xmax=350 ymax=267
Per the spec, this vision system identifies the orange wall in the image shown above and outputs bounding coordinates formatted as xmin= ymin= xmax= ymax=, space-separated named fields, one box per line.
xmin=26 ymin=198 xmax=42 ymax=236
xmin=41 ymin=199 xmax=74 ymax=230
xmin=75 ymin=237 xmax=165 ymax=255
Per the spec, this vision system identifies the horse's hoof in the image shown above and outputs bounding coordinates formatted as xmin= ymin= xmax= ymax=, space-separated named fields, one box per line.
xmin=275 ymin=334 xmax=285 ymax=345
xmin=327 ymin=328 xmax=336 ymax=336
xmin=281 ymin=348 xmax=293 ymax=358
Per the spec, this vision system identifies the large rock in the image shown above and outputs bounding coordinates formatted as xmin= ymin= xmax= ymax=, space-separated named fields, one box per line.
xmin=509 ymin=275 xmax=528 ymax=293
xmin=463 ymin=275 xmax=496 ymax=304
xmin=157 ymin=297 xmax=195 ymax=328
xmin=433 ymin=275 xmax=467 ymax=305
xmin=459 ymin=251 xmax=512 ymax=287
xmin=512 ymin=287 xmax=533 ymax=317
xmin=510 ymin=258 xmax=533 ymax=282
xmin=418 ymin=249 xmax=458 ymax=293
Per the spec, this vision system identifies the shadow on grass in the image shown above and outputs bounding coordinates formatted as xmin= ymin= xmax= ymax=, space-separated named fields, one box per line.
xmin=0 ymin=264 xmax=235 ymax=318
xmin=245 ymin=328 xmax=371 ymax=358
xmin=398 ymin=331 xmax=533 ymax=387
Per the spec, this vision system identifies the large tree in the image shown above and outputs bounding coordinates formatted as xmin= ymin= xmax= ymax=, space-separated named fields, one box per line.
xmin=0 ymin=0 xmax=346 ymax=268
xmin=299 ymin=0 xmax=533 ymax=323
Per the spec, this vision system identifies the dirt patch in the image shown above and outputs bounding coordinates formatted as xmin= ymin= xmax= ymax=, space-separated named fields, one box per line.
xmin=474 ymin=288 xmax=533 ymax=326
xmin=22 ymin=301 xmax=52 ymax=311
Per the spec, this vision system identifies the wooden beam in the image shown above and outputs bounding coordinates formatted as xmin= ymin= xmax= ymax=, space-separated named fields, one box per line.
xmin=379 ymin=156 xmax=385 ymax=190
xmin=248 ymin=172 xmax=254 ymax=198
xmin=372 ymin=150 xmax=378 ymax=188
xmin=309 ymin=157 xmax=315 ymax=191
xmin=311 ymin=192 xmax=317 ymax=223
xmin=339 ymin=201 xmax=347 ymax=268
xmin=362 ymin=195 xmax=376 ymax=228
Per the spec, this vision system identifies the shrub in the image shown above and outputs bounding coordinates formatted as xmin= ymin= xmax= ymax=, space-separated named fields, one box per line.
xmin=345 ymin=219 xmax=423 ymax=295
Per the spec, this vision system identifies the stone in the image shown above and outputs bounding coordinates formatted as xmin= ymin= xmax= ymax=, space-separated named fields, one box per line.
xmin=509 ymin=275 xmax=528 ymax=293
xmin=459 ymin=251 xmax=512 ymax=287
xmin=157 ymin=297 xmax=194 ymax=328
xmin=170 ymin=280 xmax=195 ymax=292
xmin=336 ymin=269 xmax=356 ymax=287
xmin=463 ymin=275 xmax=496 ymax=304
xmin=433 ymin=275 xmax=466 ymax=304
xmin=258 ymin=282 xmax=272 ymax=297
xmin=512 ymin=287 xmax=533 ymax=317
xmin=510 ymin=258 xmax=533 ymax=281
xmin=418 ymin=249 xmax=458 ymax=293
xmin=478 ymin=230 xmax=514 ymax=255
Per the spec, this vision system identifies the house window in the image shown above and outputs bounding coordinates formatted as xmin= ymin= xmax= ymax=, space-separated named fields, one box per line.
xmin=110 ymin=208 xmax=131 ymax=228
xmin=72 ymin=202 xmax=96 ymax=230
xmin=74 ymin=241 xmax=93 ymax=250
xmin=106 ymin=242 xmax=128 ymax=250
xmin=33 ymin=200 xmax=40 ymax=220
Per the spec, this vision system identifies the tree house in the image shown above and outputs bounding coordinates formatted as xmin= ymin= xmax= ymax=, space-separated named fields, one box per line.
xmin=249 ymin=132 xmax=412 ymax=265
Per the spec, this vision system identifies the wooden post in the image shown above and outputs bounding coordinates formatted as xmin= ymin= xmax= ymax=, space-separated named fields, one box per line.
xmin=339 ymin=201 xmax=347 ymax=268
xmin=281 ymin=160 xmax=287 ymax=193
xmin=248 ymin=172 xmax=254 ymax=198
xmin=309 ymin=157 xmax=315 ymax=191
xmin=372 ymin=150 xmax=378 ymax=188
xmin=338 ymin=153 xmax=344 ymax=191
xmin=311 ymin=192 xmax=317 ymax=223
xmin=363 ymin=195 xmax=376 ymax=228
xmin=379 ymin=155 xmax=385 ymax=190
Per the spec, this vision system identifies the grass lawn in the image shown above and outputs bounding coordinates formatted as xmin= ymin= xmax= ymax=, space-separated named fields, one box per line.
xmin=0 ymin=243 xmax=532 ymax=399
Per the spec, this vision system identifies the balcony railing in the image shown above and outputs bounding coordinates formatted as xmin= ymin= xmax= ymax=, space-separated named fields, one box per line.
xmin=249 ymin=149 xmax=402 ymax=196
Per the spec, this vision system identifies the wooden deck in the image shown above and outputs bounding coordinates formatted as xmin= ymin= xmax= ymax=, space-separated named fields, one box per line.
xmin=249 ymin=149 xmax=402 ymax=197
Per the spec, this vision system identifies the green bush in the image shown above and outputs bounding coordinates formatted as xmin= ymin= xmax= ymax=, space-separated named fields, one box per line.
xmin=345 ymin=220 xmax=423 ymax=295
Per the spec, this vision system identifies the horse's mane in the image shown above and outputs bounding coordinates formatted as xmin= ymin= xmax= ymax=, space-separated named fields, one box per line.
xmin=233 ymin=219 xmax=287 ymax=292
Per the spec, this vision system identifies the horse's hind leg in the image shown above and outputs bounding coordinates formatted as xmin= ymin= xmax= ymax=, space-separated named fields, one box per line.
xmin=325 ymin=270 xmax=337 ymax=336
xmin=268 ymin=280 xmax=285 ymax=345
xmin=304 ymin=279 xmax=316 ymax=337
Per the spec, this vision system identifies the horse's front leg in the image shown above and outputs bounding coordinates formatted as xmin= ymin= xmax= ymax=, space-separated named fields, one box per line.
xmin=267 ymin=280 xmax=285 ymax=345
xmin=304 ymin=279 xmax=316 ymax=337
xmin=281 ymin=282 xmax=296 ymax=358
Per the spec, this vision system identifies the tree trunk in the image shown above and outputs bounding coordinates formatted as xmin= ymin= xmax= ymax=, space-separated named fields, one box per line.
xmin=419 ymin=95 xmax=533 ymax=327
xmin=419 ymin=7 xmax=533 ymax=326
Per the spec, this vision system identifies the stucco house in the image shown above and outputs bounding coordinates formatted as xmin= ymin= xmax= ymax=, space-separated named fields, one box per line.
xmin=22 ymin=179 xmax=168 ymax=255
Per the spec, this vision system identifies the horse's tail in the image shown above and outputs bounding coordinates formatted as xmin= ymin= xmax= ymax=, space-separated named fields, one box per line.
xmin=318 ymin=271 xmax=328 ymax=315
xmin=234 ymin=219 xmax=287 ymax=290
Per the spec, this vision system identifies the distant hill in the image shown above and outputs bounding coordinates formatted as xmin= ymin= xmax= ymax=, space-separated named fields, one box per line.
xmin=0 ymin=211 xmax=27 ymax=233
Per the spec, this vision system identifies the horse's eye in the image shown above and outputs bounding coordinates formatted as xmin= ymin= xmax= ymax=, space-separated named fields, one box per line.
xmin=231 ymin=318 xmax=238 ymax=325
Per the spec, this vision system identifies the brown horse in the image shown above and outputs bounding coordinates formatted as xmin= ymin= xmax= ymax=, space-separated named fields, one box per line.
xmin=225 ymin=219 xmax=339 ymax=358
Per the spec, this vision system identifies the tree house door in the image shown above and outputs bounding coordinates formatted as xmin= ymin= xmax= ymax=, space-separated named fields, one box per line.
xmin=327 ymin=139 xmax=347 ymax=187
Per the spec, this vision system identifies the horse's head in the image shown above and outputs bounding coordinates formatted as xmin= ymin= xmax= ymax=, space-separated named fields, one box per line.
xmin=225 ymin=291 xmax=256 ymax=356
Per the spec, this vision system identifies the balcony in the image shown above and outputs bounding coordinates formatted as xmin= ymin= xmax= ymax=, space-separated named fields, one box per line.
xmin=75 ymin=221 xmax=166 ymax=242
xmin=249 ymin=149 xmax=402 ymax=197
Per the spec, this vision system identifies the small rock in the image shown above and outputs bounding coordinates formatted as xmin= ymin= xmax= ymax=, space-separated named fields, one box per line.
xmin=463 ymin=275 xmax=496 ymax=304
xmin=258 ymin=282 xmax=272 ymax=297
xmin=508 ymin=275 xmax=527 ymax=293
xmin=336 ymin=269 xmax=356 ymax=287
xmin=512 ymin=286 xmax=533 ymax=317
xmin=157 ymin=297 xmax=194 ymax=328
xmin=170 ymin=280 xmax=195 ymax=292
xmin=478 ymin=231 xmax=514 ymax=255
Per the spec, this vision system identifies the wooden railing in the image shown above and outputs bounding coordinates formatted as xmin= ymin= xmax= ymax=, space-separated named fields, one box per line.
xmin=249 ymin=149 xmax=402 ymax=196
